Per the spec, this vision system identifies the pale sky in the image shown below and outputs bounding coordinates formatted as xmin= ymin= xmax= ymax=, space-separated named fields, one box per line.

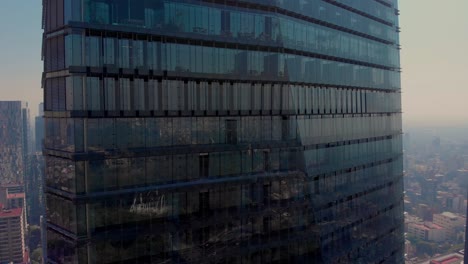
xmin=399 ymin=0 xmax=468 ymax=127
xmin=0 ymin=1 xmax=43 ymax=116
xmin=0 ymin=1 xmax=467 ymax=127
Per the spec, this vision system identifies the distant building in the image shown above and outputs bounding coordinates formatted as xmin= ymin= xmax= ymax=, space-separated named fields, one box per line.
xmin=463 ymin=155 xmax=468 ymax=169
xmin=0 ymin=184 xmax=24 ymax=194
xmin=6 ymin=192 xmax=25 ymax=210
xmin=0 ymin=186 xmax=27 ymax=232
xmin=25 ymin=105 xmax=46 ymax=244
xmin=429 ymin=253 xmax=464 ymax=264
xmin=407 ymin=222 xmax=445 ymax=242
xmin=404 ymin=212 xmax=423 ymax=230
xmin=405 ymin=239 xmax=415 ymax=257
xmin=421 ymin=179 xmax=438 ymax=204
xmin=433 ymin=212 xmax=465 ymax=238
xmin=0 ymin=101 xmax=30 ymax=184
xmin=0 ymin=102 xmax=30 ymax=263
xmin=417 ymin=203 xmax=433 ymax=221
xmin=0 ymin=205 xmax=26 ymax=263
xmin=445 ymin=194 xmax=465 ymax=213
xmin=25 ymin=153 xmax=45 ymax=225
xmin=35 ymin=103 xmax=44 ymax=153
xmin=432 ymin=136 xmax=441 ymax=149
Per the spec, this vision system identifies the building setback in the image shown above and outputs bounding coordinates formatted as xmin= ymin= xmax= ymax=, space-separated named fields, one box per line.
xmin=42 ymin=0 xmax=404 ymax=263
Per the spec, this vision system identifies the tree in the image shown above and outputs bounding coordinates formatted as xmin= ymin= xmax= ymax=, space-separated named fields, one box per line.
xmin=415 ymin=241 xmax=437 ymax=256
xmin=30 ymin=248 xmax=42 ymax=264
xmin=28 ymin=225 xmax=42 ymax=251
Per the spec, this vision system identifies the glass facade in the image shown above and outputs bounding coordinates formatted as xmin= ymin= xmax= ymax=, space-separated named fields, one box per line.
xmin=42 ymin=0 xmax=404 ymax=263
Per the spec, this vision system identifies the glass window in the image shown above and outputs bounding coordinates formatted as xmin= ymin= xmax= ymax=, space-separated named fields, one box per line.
xmin=84 ymin=0 xmax=110 ymax=24
xmin=173 ymin=155 xmax=187 ymax=182
xmin=66 ymin=77 xmax=74 ymax=110
xmin=104 ymin=78 xmax=116 ymax=111
xmin=148 ymin=80 xmax=161 ymax=111
xmin=86 ymin=77 xmax=101 ymax=110
xmin=119 ymin=39 xmax=130 ymax=68
xmin=134 ymin=79 xmax=146 ymax=111
xmin=147 ymin=42 xmax=160 ymax=70
xmin=65 ymin=0 xmax=82 ymax=23
xmin=119 ymin=78 xmax=131 ymax=110
xmin=132 ymin=40 xmax=145 ymax=68
xmin=65 ymin=34 xmax=83 ymax=67
xmin=86 ymin=36 xmax=101 ymax=67
xmin=103 ymin=37 xmax=116 ymax=66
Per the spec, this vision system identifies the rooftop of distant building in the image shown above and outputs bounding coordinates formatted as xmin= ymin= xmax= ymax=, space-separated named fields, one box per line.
xmin=410 ymin=223 xmax=430 ymax=231
xmin=0 ymin=207 xmax=22 ymax=218
xmin=0 ymin=183 xmax=24 ymax=188
xmin=429 ymin=254 xmax=463 ymax=264
xmin=408 ymin=222 xmax=445 ymax=231
xmin=417 ymin=253 xmax=464 ymax=264
xmin=425 ymin=222 xmax=444 ymax=230
xmin=440 ymin=212 xmax=459 ymax=219
xmin=7 ymin=193 xmax=25 ymax=199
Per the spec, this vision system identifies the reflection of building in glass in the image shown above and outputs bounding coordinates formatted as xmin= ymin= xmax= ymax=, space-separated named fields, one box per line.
xmin=0 ymin=101 xmax=29 ymax=185
xmin=43 ymin=0 xmax=404 ymax=263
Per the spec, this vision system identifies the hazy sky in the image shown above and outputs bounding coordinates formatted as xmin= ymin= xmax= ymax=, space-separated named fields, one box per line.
xmin=399 ymin=0 xmax=468 ymax=127
xmin=0 ymin=1 xmax=42 ymax=116
xmin=0 ymin=0 xmax=467 ymax=127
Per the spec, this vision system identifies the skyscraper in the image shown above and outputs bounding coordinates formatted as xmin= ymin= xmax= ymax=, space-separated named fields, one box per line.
xmin=25 ymin=102 xmax=46 ymax=226
xmin=43 ymin=0 xmax=404 ymax=263
xmin=0 ymin=101 xmax=30 ymax=185
xmin=35 ymin=102 xmax=45 ymax=153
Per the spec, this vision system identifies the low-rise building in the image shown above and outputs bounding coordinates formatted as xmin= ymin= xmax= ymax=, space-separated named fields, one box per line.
xmin=407 ymin=222 xmax=445 ymax=242
xmin=429 ymin=253 xmax=464 ymax=264
xmin=433 ymin=212 xmax=465 ymax=237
